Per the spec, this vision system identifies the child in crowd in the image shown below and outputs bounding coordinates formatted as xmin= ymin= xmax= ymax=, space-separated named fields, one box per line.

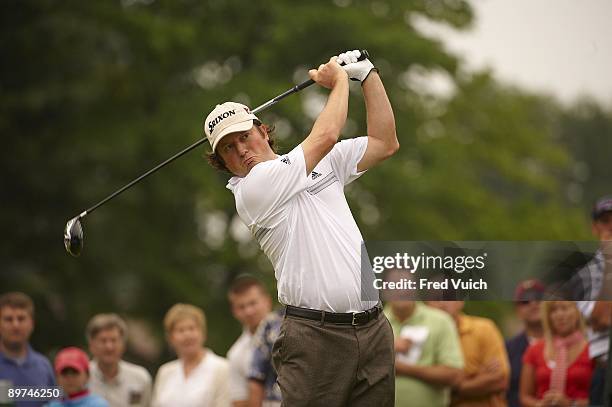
xmin=45 ymin=347 xmax=108 ymax=407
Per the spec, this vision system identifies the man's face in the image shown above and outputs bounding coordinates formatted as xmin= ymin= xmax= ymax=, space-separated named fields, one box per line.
xmin=515 ymin=300 xmax=542 ymax=326
xmin=0 ymin=306 xmax=33 ymax=349
xmin=593 ymin=212 xmax=612 ymax=241
xmin=89 ymin=327 xmax=125 ymax=366
xmin=427 ymin=301 xmax=464 ymax=319
xmin=229 ymin=286 xmax=272 ymax=332
xmin=216 ymin=125 xmax=276 ymax=177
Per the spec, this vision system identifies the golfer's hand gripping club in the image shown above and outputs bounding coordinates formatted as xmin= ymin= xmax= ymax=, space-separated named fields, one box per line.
xmin=336 ymin=49 xmax=377 ymax=83
xmin=253 ymin=49 xmax=370 ymax=113
xmin=63 ymin=49 xmax=371 ymax=257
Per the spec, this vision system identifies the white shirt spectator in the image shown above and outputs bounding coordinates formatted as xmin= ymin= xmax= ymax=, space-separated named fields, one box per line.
xmin=151 ymin=350 xmax=229 ymax=407
xmin=89 ymin=359 xmax=152 ymax=407
xmin=226 ymin=330 xmax=254 ymax=403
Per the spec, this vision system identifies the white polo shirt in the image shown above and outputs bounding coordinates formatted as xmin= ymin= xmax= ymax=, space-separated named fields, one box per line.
xmin=89 ymin=360 xmax=152 ymax=407
xmin=227 ymin=137 xmax=377 ymax=312
xmin=226 ymin=330 xmax=254 ymax=402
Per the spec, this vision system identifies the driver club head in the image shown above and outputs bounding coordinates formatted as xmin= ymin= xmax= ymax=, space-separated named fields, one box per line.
xmin=64 ymin=216 xmax=84 ymax=257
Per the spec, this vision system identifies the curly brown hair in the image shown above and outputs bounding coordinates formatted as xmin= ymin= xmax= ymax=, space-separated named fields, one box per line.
xmin=206 ymin=122 xmax=276 ymax=173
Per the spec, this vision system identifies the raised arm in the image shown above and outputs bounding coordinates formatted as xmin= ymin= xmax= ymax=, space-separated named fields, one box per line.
xmin=335 ymin=50 xmax=398 ymax=172
xmin=301 ymin=57 xmax=349 ymax=175
xmin=357 ymin=71 xmax=399 ymax=171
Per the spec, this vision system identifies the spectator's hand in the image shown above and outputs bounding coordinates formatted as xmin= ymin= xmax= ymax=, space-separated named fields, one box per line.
xmin=308 ymin=57 xmax=347 ymax=90
xmin=336 ymin=50 xmax=376 ymax=83
xmin=542 ymin=390 xmax=570 ymax=407
xmin=394 ymin=337 xmax=413 ymax=354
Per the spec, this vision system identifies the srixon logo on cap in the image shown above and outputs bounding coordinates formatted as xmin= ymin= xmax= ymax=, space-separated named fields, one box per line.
xmin=208 ymin=109 xmax=236 ymax=133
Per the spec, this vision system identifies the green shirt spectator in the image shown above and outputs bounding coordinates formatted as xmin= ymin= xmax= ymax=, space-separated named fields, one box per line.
xmin=385 ymin=301 xmax=464 ymax=407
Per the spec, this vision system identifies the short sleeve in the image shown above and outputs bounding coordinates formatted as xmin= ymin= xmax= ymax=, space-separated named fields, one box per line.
xmin=248 ymin=343 xmax=271 ymax=383
xmin=247 ymin=320 xmax=274 ymax=383
xmin=235 ymin=145 xmax=309 ymax=226
xmin=327 ymin=137 xmax=369 ymax=185
xmin=481 ymin=320 xmax=510 ymax=375
xmin=435 ymin=315 xmax=464 ymax=369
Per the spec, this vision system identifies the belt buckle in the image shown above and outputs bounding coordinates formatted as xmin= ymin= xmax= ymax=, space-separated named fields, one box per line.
xmin=351 ymin=312 xmax=359 ymax=325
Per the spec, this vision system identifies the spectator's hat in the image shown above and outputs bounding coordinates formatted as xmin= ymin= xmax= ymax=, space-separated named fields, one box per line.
xmin=592 ymin=195 xmax=612 ymax=220
xmin=54 ymin=347 xmax=89 ymax=374
xmin=514 ymin=279 xmax=545 ymax=302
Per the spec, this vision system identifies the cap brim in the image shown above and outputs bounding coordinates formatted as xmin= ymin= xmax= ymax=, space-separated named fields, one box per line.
xmin=514 ymin=290 xmax=544 ymax=302
xmin=211 ymin=120 xmax=254 ymax=153
xmin=594 ymin=207 xmax=612 ymax=220
xmin=56 ymin=362 xmax=86 ymax=373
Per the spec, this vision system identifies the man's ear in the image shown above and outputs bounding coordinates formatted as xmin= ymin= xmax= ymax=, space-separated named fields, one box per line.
xmin=256 ymin=123 xmax=269 ymax=141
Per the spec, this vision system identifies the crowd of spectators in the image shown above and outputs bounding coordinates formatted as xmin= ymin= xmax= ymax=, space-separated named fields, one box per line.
xmin=1 ymin=196 xmax=611 ymax=406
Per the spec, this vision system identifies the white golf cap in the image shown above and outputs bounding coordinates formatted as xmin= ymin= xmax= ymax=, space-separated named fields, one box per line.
xmin=204 ymin=102 xmax=260 ymax=152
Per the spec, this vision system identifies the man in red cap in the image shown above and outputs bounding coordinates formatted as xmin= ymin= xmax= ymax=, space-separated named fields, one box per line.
xmin=505 ymin=279 xmax=545 ymax=407
xmin=47 ymin=347 xmax=108 ymax=407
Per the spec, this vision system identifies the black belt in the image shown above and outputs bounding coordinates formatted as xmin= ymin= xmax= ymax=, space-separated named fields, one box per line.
xmin=285 ymin=304 xmax=382 ymax=326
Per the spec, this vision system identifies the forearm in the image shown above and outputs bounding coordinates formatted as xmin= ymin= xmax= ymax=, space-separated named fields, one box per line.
xmin=455 ymin=370 xmax=507 ymax=397
xmin=363 ymin=72 xmax=398 ymax=150
xmin=310 ymin=78 xmax=349 ymax=144
xmin=395 ymin=362 xmax=461 ymax=387
xmin=302 ymin=77 xmax=349 ymax=173
xmin=519 ymin=394 xmax=543 ymax=407
xmin=248 ymin=380 xmax=265 ymax=407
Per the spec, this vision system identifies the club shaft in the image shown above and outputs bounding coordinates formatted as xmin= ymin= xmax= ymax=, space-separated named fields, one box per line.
xmin=84 ymin=137 xmax=209 ymax=215
xmin=79 ymin=50 xmax=369 ymax=218
xmin=82 ymin=78 xmax=316 ymax=217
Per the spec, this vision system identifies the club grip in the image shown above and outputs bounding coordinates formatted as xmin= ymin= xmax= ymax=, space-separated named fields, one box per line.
xmin=356 ymin=49 xmax=370 ymax=62
xmin=295 ymin=49 xmax=370 ymax=90
xmin=337 ymin=49 xmax=370 ymax=66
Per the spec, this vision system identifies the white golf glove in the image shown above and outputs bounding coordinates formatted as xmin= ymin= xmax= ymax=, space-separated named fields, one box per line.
xmin=336 ymin=50 xmax=377 ymax=84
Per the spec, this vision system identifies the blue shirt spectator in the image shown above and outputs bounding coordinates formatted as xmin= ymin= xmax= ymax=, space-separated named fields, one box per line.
xmin=0 ymin=292 xmax=56 ymax=407
xmin=45 ymin=392 xmax=108 ymax=407
xmin=248 ymin=309 xmax=284 ymax=405
xmin=505 ymin=280 xmax=545 ymax=407
xmin=506 ymin=332 xmax=530 ymax=407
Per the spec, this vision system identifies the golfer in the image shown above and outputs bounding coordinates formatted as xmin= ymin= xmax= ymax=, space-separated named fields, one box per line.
xmin=204 ymin=50 xmax=398 ymax=406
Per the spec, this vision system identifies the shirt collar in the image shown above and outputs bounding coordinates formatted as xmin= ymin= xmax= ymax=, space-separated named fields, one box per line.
xmin=0 ymin=344 xmax=34 ymax=366
xmin=386 ymin=302 xmax=422 ymax=325
xmin=225 ymin=153 xmax=283 ymax=191
xmin=227 ymin=176 xmax=241 ymax=190
xmin=90 ymin=359 xmax=123 ymax=384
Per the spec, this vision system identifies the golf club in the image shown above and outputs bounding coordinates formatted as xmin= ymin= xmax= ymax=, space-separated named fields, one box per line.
xmin=64 ymin=50 xmax=370 ymax=257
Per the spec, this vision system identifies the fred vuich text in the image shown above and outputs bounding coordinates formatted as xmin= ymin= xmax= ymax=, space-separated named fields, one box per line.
xmin=374 ymin=277 xmax=488 ymax=290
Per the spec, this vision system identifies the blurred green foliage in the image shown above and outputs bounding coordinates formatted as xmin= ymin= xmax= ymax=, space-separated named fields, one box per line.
xmin=1 ymin=0 xmax=610 ymax=373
